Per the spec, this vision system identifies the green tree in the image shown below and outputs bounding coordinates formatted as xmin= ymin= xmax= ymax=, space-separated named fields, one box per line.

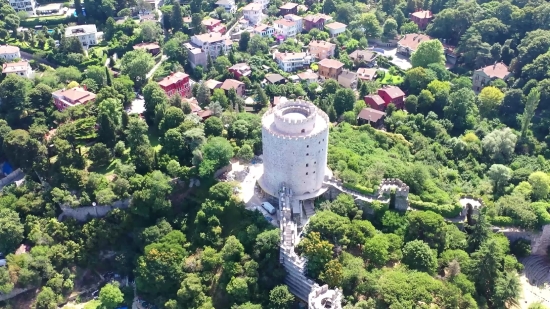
xmin=204 ymin=117 xmax=223 ymax=137
xmin=227 ymin=277 xmax=249 ymax=304
xmin=411 ymin=40 xmax=446 ymax=68
xmin=320 ymin=259 xmax=343 ymax=288
xmin=528 ymin=171 xmax=550 ymax=201
xmin=143 ymin=81 xmax=169 ymax=124
xmin=297 ymin=232 xmax=333 ymax=279
xmin=197 ymin=82 xmax=211 ymax=107
xmin=488 ymin=164 xmax=512 ymax=194
xmin=269 ymin=285 xmax=294 ymax=309
xmin=478 ymin=86 xmax=504 ymax=118
xmin=481 ymin=128 xmax=517 ymax=163
xmin=521 ymin=88 xmax=540 ymax=139
xmin=0 ymin=208 xmax=24 ymax=255
xmin=333 ymin=88 xmax=356 ymax=116
xmin=237 ymin=144 xmax=254 ymax=162
xmin=131 ymin=171 xmax=172 ymax=218
xmin=3 ymin=129 xmax=45 ymax=172
xmin=199 ymin=137 xmax=234 ymax=177
xmin=443 ymin=88 xmax=478 ymax=134
xmin=239 ymin=32 xmax=250 ymax=52
xmin=171 ymin=1 xmax=184 ymax=32
xmin=88 ymin=143 xmax=113 ymax=167
xmin=120 ymin=49 xmax=155 ymax=87
xmin=86 ymin=65 xmax=107 ymax=87
xmin=402 ymin=240 xmax=437 ymax=274
xmin=29 ymin=83 xmax=53 ymax=111
xmin=35 ymin=287 xmax=57 ymax=309
xmin=99 ymin=283 xmax=124 ymax=309
xmin=255 ymin=84 xmax=269 ymax=110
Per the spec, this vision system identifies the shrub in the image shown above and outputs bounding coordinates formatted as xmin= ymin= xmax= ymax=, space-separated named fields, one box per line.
xmin=342 ymin=182 xmax=375 ymax=195
xmin=489 ymin=216 xmax=514 ymax=226
xmin=510 ymin=238 xmax=531 ymax=258
xmin=409 ymin=200 xmax=462 ymax=218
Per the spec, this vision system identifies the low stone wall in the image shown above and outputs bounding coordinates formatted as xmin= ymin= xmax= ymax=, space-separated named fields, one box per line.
xmin=0 ymin=169 xmax=24 ymax=191
xmin=499 ymin=224 xmax=550 ymax=255
xmin=58 ymin=199 xmax=132 ymax=222
xmin=214 ymin=164 xmax=232 ymax=179
xmin=0 ymin=287 xmax=33 ymax=302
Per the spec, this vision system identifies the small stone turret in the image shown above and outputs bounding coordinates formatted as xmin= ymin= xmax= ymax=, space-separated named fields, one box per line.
xmin=308 ymin=284 xmax=342 ymax=309
xmin=377 ymin=178 xmax=410 ymax=211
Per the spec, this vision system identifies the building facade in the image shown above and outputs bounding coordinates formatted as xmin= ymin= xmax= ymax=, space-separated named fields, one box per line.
xmin=253 ymin=0 xmax=270 ymax=9
xmin=0 ymin=45 xmax=21 ymax=61
xmin=279 ymin=2 xmax=298 ymax=15
xmin=397 ymin=33 xmax=433 ymax=56
xmin=221 ymin=79 xmax=246 ymax=96
xmin=284 ymin=14 xmax=303 ymax=32
xmin=229 ymin=63 xmax=252 ymax=79
xmin=215 ymin=0 xmax=237 ymax=13
xmin=65 ymin=25 xmax=102 ymax=50
xmin=318 ymin=58 xmax=343 ymax=80
xmin=303 ymin=13 xmax=332 ymax=31
xmin=259 ymin=99 xmax=330 ymax=198
xmin=274 ymin=18 xmax=299 ymax=37
xmin=308 ymin=40 xmax=335 ymax=60
xmin=2 ymin=61 xmax=32 ymax=78
xmin=337 ymin=70 xmax=357 ymax=89
xmin=253 ymin=24 xmax=275 ymax=37
xmin=274 ymin=52 xmax=312 ymax=72
xmin=325 ymin=22 xmax=346 ymax=37
xmin=472 ymin=62 xmax=511 ymax=92
xmin=243 ymin=3 xmax=264 ymax=25
xmin=157 ymin=72 xmax=191 ymax=98
xmin=9 ymin=0 xmax=36 ymax=16
xmin=410 ymin=10 xmax=433 ymax=30
xmin=52 ymin=87 xmax=96 ymax=111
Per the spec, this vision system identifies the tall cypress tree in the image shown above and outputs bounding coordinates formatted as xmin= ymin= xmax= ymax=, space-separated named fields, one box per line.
xmin=105 ymin=67 xmax=113 ymax=86
xmin=171 ymin=2 xmax=184 ymax=33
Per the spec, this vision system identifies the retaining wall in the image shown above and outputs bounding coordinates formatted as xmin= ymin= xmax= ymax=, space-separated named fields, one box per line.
xmin=0 ymin=287 xmax=33 ymax=302
xmin=58 ymin=199 xmax=131 ymax=222
xmin=500 ymin=224 xmax=550 ymax=255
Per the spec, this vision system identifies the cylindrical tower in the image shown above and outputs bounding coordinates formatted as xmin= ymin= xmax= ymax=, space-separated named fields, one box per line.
xmin=259 ymin=99 xmax=330 ymax=198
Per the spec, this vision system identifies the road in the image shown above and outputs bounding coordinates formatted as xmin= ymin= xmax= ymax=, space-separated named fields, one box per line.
xmin=146 ymin=54 xmax=168 ymax=79
xmin=20 ymin=50 xmax=57 ymax=68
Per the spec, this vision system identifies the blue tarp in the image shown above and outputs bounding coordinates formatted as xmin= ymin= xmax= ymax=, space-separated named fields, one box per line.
xmin=2 ymin=162 xmax=13 ymax=175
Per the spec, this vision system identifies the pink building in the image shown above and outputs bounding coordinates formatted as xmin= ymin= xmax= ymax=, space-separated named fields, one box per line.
xmin=52 ymin=86 xmax=96 ymax=110
xmin=158 ymin=72 xmax=191 ymax=98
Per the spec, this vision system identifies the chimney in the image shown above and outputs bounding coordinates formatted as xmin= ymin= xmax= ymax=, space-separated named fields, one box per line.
xmin=82 ymin=84 xmax=87 ymax=91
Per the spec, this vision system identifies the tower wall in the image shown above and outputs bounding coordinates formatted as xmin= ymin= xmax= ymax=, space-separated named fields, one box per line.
xmin=259 ymin=100 xmax=329 ymax=198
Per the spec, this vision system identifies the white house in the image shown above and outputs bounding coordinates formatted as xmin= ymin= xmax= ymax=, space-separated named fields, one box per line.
xmin=253 ymin=0 xmax=269 ymax=9
xmin=0 ymin=45 xmax=21 ymax=61
xmin=9 ymin=0 xmax=36 ymax=16
xmin=65 ymin=25 xmax=102 ymax=50
xmin=273 ymin=52 xmax=312 ymax=72
xmin=2 ymin=61 xmax=32 ymax=78
xmin=253 ymin=24 xmax=275 ymax=37
xmin=273 ymin=19 xmax=299 ymax=37
xmin=325 ymin=22 xmax=347 ymax=37
xmin=215 ymin=0 xmax=236 ymax=13
xmin=284 ymin=14 xmax=302 ymax=32
xmin=190 ymin=33 xmax=232 ymax=57
xmin=243 ymin=3 xmax=264 ymax=25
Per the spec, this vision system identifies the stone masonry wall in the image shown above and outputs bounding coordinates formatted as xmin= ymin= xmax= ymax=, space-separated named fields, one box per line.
xmin=58 ymin=199 xmax=131 ymax=222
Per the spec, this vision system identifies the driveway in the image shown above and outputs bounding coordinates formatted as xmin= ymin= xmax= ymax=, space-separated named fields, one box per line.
xmin=381 ymin=48 xmax=412 ymax=70
xmin=146 ymin=55 xmax=168 ymax=79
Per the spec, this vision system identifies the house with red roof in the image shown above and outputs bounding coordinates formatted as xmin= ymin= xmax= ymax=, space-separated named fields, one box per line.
xmin=472 ymin=62 xmax=511 ymax=92
xmin=409 ymin=10 xmax=433 ymax=30
xmin=303 ymin=13 xmax=332 ymax=31
xmin=221 ymin=79 xmax=246 ymax=96
xmin=279 ymin=2 xmax=298 ymax=15
xmin=228 ymin=63 xmax=252 ymax=80
xmin=158 ymin=72 xmax=191 ymax=98
xmin=52 ymin=86 xmax=96 ymax=111
xmin=202 ymin=19 xmax=226 ymax=34
xmin=364 ymin=85 xmax=405 ymax=111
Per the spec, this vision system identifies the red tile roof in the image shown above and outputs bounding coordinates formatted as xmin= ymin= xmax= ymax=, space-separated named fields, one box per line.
xmin=356 ymin=68 xmax=377 ymax=80
xmin=133 ymin=42 xmax=160 ymax=51
xmin=357 ymin=108 xmax=386 ymax=122
xmin=378 ymin=86 xmax=405 ymax=99
xmin=205 ymin=79 xmax=223 ymax=90
xmin=318 ymin=58 xmax=344 ymax=69
xmin=53 ymin=87 xmax=96 ymax=104
xmin=2 ymin=61 xmax=30 ymax=74
xmin=158 ymin=72 xmax=189 ymax=87
xmin=477 ymin=62 xmax=510 ymax=79
xmin=202 ymin=18 xmax=221 ymax=27
xmin=221 ymin=79 xmax=244 ymax=90
xmin=364 ymin=94 xmax=385 ymax=106
xmin=398 ymin=33 xmax=433 ymax=51
xmin=279 ymin=2 xmax=298 ymax=9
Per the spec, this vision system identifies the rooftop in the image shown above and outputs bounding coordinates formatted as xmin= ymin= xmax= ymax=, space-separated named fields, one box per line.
xmin=318 ymin=58 xmax=344 ymax=69
xmin=349 ymin=49 xmax=378 ymax=61
xmin=297 ymin=71 xmax=318 ymax=80
xmin=303 ymin=13 xmax=332 ymax=23
xmin=274 ymin=19 xmax=296 ymax=27
xmin=158 ymin=72 xmax=189 ymax=87
xmin=398 ymin=33 xmax=433 ymax=51
xmin=133 ymin=42 xmax=160 ymax=50
xmin=379 ymin=85 xmax=405 ymax=99
xmin=274 ymin=51 xmax=309 ymax=61
xmin=356 ymin=68 xmax=377 ymax=80
xmin=0 ymin=45 xmax=20 ymax=55
xmin=265 ymin=73 xmax=286 ymax=84
xmin=254 ymin=24 xmax=271 ymax=32
xmin=205 ymin=79 xmax=223 ymax=90
xmin=229 ymin=63 xmax=252 ymax=76
xmin=279 ymin=2 xmax=298 ymax=9
xmin=202 ymin=18 xmax=221 ymax=27
xmin=411 ymin=10 xmax=433 ymax=19
xmin=221 ymin=79 xmax=244 ymax=90
xmin=2 ymin=61 xmax=30 ymax=74
xmin=193 ymin=32 xmax=229 ymax=43
xmin=477 ymin=62 xmax=510 ymax=79
xmin=243 ymin=3 xmax=263 ymax=10
xmin=358 ymin=108 xmax=385 ymax=122
xmin=365 ymin=94 xmax=386 ymax=106
xmin=183 ymin=16 xmax=192 ymax=23
xmin=325 ymin=22 xmax=347 ymax=30
xmin=308 ymin=40 xmax=335 ymax=49
xmin=339 ymin=70 xmax=357 ymax=80
xmin=53 ymin=87 xmax=96 ymax=103
xmin=65 ymin=24 xmax=98 ymax=36
xmin=215 ymin=0 xmax=234 ymax=5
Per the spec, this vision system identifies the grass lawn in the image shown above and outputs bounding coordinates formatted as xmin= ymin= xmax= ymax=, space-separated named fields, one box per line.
xmin=379 ymin=73 xmax=403 ymax=85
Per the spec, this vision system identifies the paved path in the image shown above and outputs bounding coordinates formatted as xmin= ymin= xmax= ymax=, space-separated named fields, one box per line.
xmin=146 ymin=54 xmax=168 ymax=79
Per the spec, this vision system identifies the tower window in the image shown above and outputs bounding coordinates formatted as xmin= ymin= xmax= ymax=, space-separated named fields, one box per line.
xmin=306 ymin=164 xmax=308 ymax=167
xmin=306 ymin=153 xmax=309 ymax=156
xmin=307 ymin=145 xmax=309 ymax=148
xmin=306 ymin=172 xmax=308 ymax=175
xmin=301 ymin=129 xmax=305 ymax=133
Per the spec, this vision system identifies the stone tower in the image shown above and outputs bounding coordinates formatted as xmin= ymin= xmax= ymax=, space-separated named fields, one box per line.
xmin=259 ymin=99 xmax=330 ymax=200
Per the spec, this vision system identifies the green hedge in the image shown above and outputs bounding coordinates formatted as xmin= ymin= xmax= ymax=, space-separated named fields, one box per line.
xmin=409 ymin=200 xmax=463 ymax=218
xmin=489 ymin=216 xmax=514 ymax=227
xmin=342 ymin=182 xmax=376 ymax=195
xmin=21 ymin=15 xmax=74 ymax=27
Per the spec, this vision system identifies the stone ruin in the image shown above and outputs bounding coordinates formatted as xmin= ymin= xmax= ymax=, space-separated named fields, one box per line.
xmin=376 ymin=178 xmax=410 ymax=211
xmin=308 ymin=284 xmax=343 ymax=309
